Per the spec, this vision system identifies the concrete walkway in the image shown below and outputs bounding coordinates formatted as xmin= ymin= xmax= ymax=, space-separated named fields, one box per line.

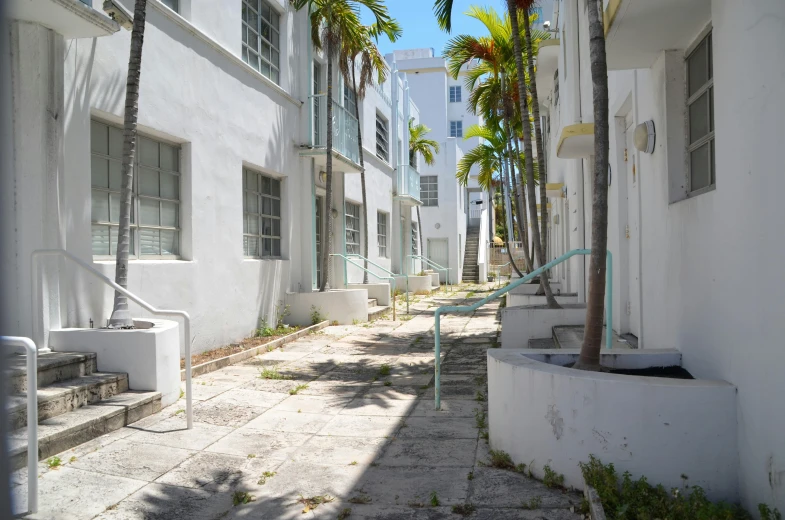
xmin=13 ymin=284 xmax=582 ymax=519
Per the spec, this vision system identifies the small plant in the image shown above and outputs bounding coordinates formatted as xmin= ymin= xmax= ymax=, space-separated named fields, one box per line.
xmin=69 ymin=456 xmax=77 ymax=463
xmin=429 ymin=491 xmax=440 ymax=507
xmin=352 ymin=318 xmax=361 ymax=325
xmin=480 ymin=430 xmax=489 ymax=442
xmin=275 ymin=301 xmax=291 ymax=329
xmin=348 ymin=494 xmax=371 ymax=504
xmin=47 ymin=456 xmax=62 ymax=469
xmin=383 ymin=381 xmax=392 ymax=387
xmin=289 ymin=383 xmax=309 ymax=395
xmin=310 ymin=305 xmax=325 ymax=325
xmin=232 ymin=491 xmax=255 ymax=506
xmin=297 ymin=494 xmax=334 ymax=514
xmin=466 ymin=292 xmax=476 ymax=298
xmin=258 ymin=366 xmax=291 ymax=380
xmin=337 ymin=508 xmax=352 ymax=520
xmin=475 ymin=390 xmax=485 ymax=402
xmin=467 ymin=471 xmax=474 ymax=481
xmin=451 ymin=503 xmax=476 ymax=516
xmin=174 ymin=408 xmax=185 ymax=415
xmin=520 ymin=496 xmax=542 ymax=510
xmin=257 ymin=471 xmax=276 ymax=485
xmin=330 ymin=320 xmax=339 ymax=326
xmin=256 ymin=318 xmax=275 ymax=337
xmin=349 ymin=461 xmax=358 ymax=466
xmin=400 ymin=314 xmax=413 ymax=321
xmin=760 ymin=505 xmax=783 ymax=520
xmin=247 ymin=454 xmax=256 ymax=459
xmin=487 ymin=450 xmax=516 ymax=471
xmin=474 ymin=408 xmax=487 ymax=429
xmin=543 ymin=465 xmax=564 ymax=489
xmin=378 ymin=364 xmax=391 ymax=376
xmin=179 ymin=388 xmax=185 ymax=399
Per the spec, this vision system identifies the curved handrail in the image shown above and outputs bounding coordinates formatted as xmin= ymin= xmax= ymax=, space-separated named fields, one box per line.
xmin=491 ymin=261 xmax=511 ymax=287
xmin=330 ymin=254 xmax=397 ymax=320
xmin=432 ymin=249 xmax=612 ymax=410
xmin=345 ymin=253 xmax=409 ymax=315
xmin=407 ymin=255 xmax=452 ymax=293
xmin=31 ymin=249 xmax=192 ymax=429
xmin=1 ymin=336 xmax=38 ymax=514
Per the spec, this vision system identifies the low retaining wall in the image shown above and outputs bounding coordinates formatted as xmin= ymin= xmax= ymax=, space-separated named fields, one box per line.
xmin=500 ymin=304 xmax=586 ymax=348
xmin=508 ymin=281 xmax=562 ymax=295
xmin=427 ymin=272 xmax=440 ymax=288
xmin=50 ymin=319 xmax=180 ymax=406
xmin=286 ymin=289 xmax=368 ymax=325
xmin=487 ymin=349 xmax=738 ymax=501
xmin=347 ymin=282 xmax=391 ymax=306
xmin=395 ymin=275 xmax=432 ymax=294
xmin=508 ymin=293 xmax=581 ymax=307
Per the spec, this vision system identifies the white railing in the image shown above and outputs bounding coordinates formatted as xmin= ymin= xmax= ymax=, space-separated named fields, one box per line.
xmin=31 ymin=250 xmax=193 ymax=429
xmin=470 ymin=206 xmax=483 ymax=220
xmin=1 ymin=336 xmax=38 ymax=514
xmin=310 ymin=94 xmax=360 ymax=165
xmin=477 ymin=207 xmax=489 ymax=281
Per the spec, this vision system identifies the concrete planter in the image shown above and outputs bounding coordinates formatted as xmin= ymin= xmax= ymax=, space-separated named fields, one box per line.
xmin=427 ymin=272 xmax=440 ymax=288
xmin=347 ymin=283 xmax=390 ymax=306
xmin=508 ymin=293 xmax=580 ymax=307
xmin=500 ymin=304 xmax=586 ymax=348
xmin=397 ymin=275 xmax=432 ymax=294
xmin=508 ymin=281 xmax=562 ymax=295
xmin=487 ymin=349 xmax=738 ymax=501
xmin=286 ymin=289 xmax=368 ymax=325
xmin=49 ymin=319 xmax=181 ymax=406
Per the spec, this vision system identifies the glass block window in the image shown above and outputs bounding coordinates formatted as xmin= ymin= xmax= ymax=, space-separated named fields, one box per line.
xmin=450 ymin=120 xmax=463 ymax=138
xmin=687 ymin=32 xmax=714 ymax=193
xmin=376 ymin=113 xmax=389 ymax=162
xmin=420 ymin=175 xmax=438 ymax=207
xmin=345 ymin=202 xmax=361 ymax=255
xmin=449 ymin=85 xmax=461 ymax=103
xmin=243 ymin=169 xmax=282 ymax=258
xmin=90 ymin=120 xmax=181 ymax=258
xmin=377 ymin=211 xmax=388 ymax=258
xmin=411 ymin=222 xmax=419 ymax=255
xmin=242 ymin=0 xmax=280 ymax=84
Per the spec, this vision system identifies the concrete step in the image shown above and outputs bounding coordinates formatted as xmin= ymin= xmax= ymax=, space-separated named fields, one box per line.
xmin=527 ymin=338 xmax=557 ymax=349
xmin=368 ymin=306 xmax=389 ymax=321
xmin=7 ymin=352 xmax=97 ymax=394
xmin=8 ymin=390 xmax=161 ymax=470
xmin=552 ymin=325 xmax=633 ymax=350
xmin=7 ymin=372 xmax=129 ymax=430
xmin=367 ymin=298 xmax=377 ymax=308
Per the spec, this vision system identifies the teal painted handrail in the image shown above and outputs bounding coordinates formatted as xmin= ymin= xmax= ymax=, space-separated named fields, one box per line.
xmin=346 ymin=253 xmax=409 ymax=314
xmin=331 ymin=253 xmax=399 ymax=319
xmin=433 ymin=248 xmax=613 ymax=410
xmin=407 ymin=255 xmax=452 ymax=293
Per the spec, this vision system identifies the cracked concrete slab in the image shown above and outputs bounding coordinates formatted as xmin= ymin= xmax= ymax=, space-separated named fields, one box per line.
xmin=68 ymin=439 xmax=195 ymax=482
xmin=379 ymin=438 xmax=477 ymax=467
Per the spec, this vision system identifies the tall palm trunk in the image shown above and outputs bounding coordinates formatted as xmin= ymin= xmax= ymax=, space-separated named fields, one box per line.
xmin=575 ymin=0 xmax=610 ymax=371
xmin=320 ymin=37 xmax=335 ymax=292
xmin=512 ymin=137 xmax=533 ymax=272
xmin=500 ymin=153 xmax=523 ymax=278
xmin=506 ymin=0 xmax=560 ymax=308
xmin=109 ymin=0 xmax=148 ymax=328
xmin=350 ymin=66 xmax=369 ymax=284
xmin=523 ymin=8 xmax=551 ymax=294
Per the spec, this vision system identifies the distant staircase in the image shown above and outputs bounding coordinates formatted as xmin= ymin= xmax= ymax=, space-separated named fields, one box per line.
xmin=462 ymin=225 xmax=481 ymax=282
xmin=367 ymin=298 xmax=389 ymax=321
xmin=6 ymin=351 xmax=161 ymax=469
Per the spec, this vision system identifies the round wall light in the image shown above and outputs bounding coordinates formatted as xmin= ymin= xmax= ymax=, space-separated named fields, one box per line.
xmin=633 ymin=120 xmax=656 ymax=154
xmin=318 ymin=171 xmax=328 ymax=184
xmin=435 ymin=223 xmax=441 ymax=229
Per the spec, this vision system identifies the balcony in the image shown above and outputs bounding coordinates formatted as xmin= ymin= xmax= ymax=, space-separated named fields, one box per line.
xmin=7 ymin=0 xmax=119 ymax=38
xmin=300 ymin=94 xmax=362 ymax=174
xmin=395 ymin=164 xmax=421 ymax=206
xmin=604 ymin=0 xmax=711 ymax=70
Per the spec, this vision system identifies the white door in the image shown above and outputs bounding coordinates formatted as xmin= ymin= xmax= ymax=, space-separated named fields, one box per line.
xmin=427 ymin=238 xmax=449 ymax=283
xmin=625 ymin=117 xmax=641 ymax=338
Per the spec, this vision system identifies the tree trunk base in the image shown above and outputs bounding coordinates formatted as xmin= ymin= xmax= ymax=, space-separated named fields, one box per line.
xmin=571 ymin=360 xmax=605 ymax=372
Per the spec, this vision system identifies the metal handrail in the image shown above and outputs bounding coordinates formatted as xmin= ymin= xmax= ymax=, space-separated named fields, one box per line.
xmin=330 ymin=254 xmax=397 ymax=320
xmin=433 ymin=249 xmax=612 ymax=409
xmin=31 ymin=249 xmax=193 ymax=429
xmin=1 ymin=336 xmax=38 ymax=514
xmin=407 ymin=255 xmax=452 ymax=293
xmin=490 ymin=261 xmax=511 ymax=287
xmin=345 ymin=253 xmax=409 ymax=314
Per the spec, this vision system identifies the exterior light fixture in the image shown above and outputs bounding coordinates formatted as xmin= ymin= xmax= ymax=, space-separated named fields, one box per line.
xmin=318 ymin=171 xmax=327 ymax=184
xmin=633 ymin=120 xmax=656 ymax=154
xmin=435 ymin=223 xmax=441 ymax=229
xmin=330 ymin=208 xmax=339 ymax=218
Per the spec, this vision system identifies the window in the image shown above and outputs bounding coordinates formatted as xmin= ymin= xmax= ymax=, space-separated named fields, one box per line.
xmin=411 ymin=222 xmax=419 ymax=255
xmin=449 ymin=85 xmax=461 ymax=103
xmin=313 ymin=62 xmax=322 ymax=145
xmin=242 ymin=0 xmax=280 ymax=84
xmin=91 ymin=120 xmax=181 ymax=258
xmin=344 ymin=87 xmax=357 ymax=117
xmin=377 ymin=212 xmax=388 ymax=258
xmin=687 ymin=32 xmax=714 ymax=193
xmin=161 ymin=0 xmax=179 ymax=12
xmin=420 ymin=175 xmax=438 ymax=207
xmin=243 ymin=168 xmax=282 ymax=258
xmin=376 ymin=113 xmax=389 ymax=162
xmin=345 ymin=202 xmax=361 ymax=255
xmin=450 ymin=120 xmax=463 ymax=138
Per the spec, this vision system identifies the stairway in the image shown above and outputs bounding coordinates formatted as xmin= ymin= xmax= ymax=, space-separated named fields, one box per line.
xmin=6 ymin=351 xmax=161 ymax=470
xmin=462 ymin=225 xmax=481 ymax=282
xmin=367 ymin=298 xmax=389 ymax=321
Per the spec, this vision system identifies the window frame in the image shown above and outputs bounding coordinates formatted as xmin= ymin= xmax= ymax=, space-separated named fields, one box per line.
xmin=420 ymin=175 xmax=438 ymax=207
xmin=241 ymin=0 xmax=281 ymax=84
xmin=377 ymin=211 xmax=388 ymax=258
xmin=450 ymin=120 xmax=463 ymax=138
xmin=449 ymin=85 xmax=462 ymax=103
xmin=90 ymin=120 xmax=182 ymax=260
xmin=160 ymin=0 xmax=179 ymax=12
xmin=686 ymin=30 xmax=715 ymax=196
xmin=376 ymin=113 xmax=390 ymax=162
xmin=345 ymin=202 xmax=362 ymax=255
xmin=243 ymin=168 xmax=283 ymax=259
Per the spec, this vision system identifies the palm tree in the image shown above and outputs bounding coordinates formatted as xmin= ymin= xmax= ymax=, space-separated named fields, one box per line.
xmin=292 ymin=0 xmax=397 ymax=292
xmin=408 ymin=120 xmax=440 ymax=258
xmin=574 ymin=0 xmax=610 ymax=371
xmin=433 ymin=0 xmax=455 ymax=31
xmin=108 ymin=0 xmax=148 ymax=328
xmin=340 ymin=23 xmax=400 ymax=282
xmin=505 ymin=0 xmax=560 ymax=308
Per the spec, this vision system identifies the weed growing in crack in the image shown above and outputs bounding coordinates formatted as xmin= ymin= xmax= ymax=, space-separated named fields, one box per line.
xmin=475 ymin=390 xmax=485 ymax=402
xmin=297 ymin=494 xmax=334 ymax=514
xmin=378 ymin=364 xmax=391 ymax=376
xmin=543 ymin=465 xmax=565 ymax=488
xmin=429 ymin=491 xmax=440 ymax=507
xmin=467 ymin=471 xmax=474 ymax=481
xmin=337 ymin=508 xmax=352 ymax=520
xmin=247 ymin=454 xmax=256 ymax=459
xmin=451 ymin=503 xmax=476 ymax=516
xmin=349 ymin=461 xmax=358 ymax=466
xmin=474 ymin=408 xmax=487 ymax=429
xmin=487 ymin=450 xmax=527 ymax=473
xmin=174 ymin=408 xmax=185 ymax=415
xmin=383 ymin=381 xmax=392 ymax=387
xmin=348 ymin=494 xmax=372 ymax=504
xmin=521 ymin=496 xmax=542 ymax=510
xmin=289 ymin=383 xmax=309 ymax=395
xmin=258 ymin=366 xmax=291 ymax=380
xmin=46 ymin=456 xmax=62 ymax=469
xmin=257 ymin=471 xmax=276 ymax=485
xmin=68 ymin=456 xmax=77 ymax=463
xmin=480 ymin=429 xmax=490 ymax=442
xmin=232 ymin=491 xmax=255 ymax=506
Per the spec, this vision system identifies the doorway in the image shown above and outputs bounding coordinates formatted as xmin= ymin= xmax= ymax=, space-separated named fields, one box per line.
xmin=427 ymin=238 xmax=449 ymax=283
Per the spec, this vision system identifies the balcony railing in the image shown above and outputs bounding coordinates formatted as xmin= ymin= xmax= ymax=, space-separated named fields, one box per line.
xmin=310 ymin=94 xmax=360 ymax=166
xmin=396 ymin=164 xmax=421 ymax=203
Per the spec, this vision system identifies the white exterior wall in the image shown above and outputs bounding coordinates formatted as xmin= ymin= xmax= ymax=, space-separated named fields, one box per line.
xmin=540 ymin=0 xmax=785 ymax=511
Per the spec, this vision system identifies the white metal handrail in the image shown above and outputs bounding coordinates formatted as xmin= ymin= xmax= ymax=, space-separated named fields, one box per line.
xmin=31 ymin=249 xmax=192 ymax=429
xmin=1 ymin=336 xmax=38 ymax=514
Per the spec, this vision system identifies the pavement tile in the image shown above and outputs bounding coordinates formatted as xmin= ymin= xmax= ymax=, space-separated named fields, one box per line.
xmin=207 ymin=387 xmax=289 ymax=409
xmin=409 ymin=399 xmax=481 ymax=418
xmin=154 ymin=451 xmax=257 ymax=491
xmin=317 ymin=414 xmax=403 ymax=438
xmin=268 ymin=394 xmax=351 ymax=415
xmin=351 ymin=466 xmax=470 ymax=506
xmin=244 ymin=409 xmax=333 ymax=434
xmin=125 ymin=417 xmax=233 ymax=450
xmin=91 ymin=482 xmax=234 ymax=519
xmin=379 ymin=438 xmax=477 ymax=467
xmin=340 ymin=397 xmax=418 ymax=417
xmin=68 ymin=438 xmax=196 ymax=482
xmin=396 ymin=416 xmax=479 ymax=439
xmin=468 ymin=466 xmax=580 ymax=509
xmin=205 ymin=428 xmax=311 ymax=461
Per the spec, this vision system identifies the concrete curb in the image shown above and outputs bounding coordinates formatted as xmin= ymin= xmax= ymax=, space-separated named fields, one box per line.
xmin=583 ymin=476 xmax=606 ymax=520
xmin=180 ymin=321 xmax=329 ymax=380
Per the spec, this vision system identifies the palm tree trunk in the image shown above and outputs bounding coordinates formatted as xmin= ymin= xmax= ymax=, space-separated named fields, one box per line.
xmin=320 ymin=38 xmax=334 ymax=292
xmin=109 ymin=0 xmax=147 ymax=328
xmin=351 ymin=66 xmax=369 ymax=284
xmin=523 ymin=7 xmax=552 ymax=296
xmin=500 ymin=153 xmax=523 ymax=278
xmin=574 ymin=0 xmax=610 ymax=371
xmin=507 ymin=0 xmax=560 ymax=308
xmin=512 ymin=138 xmax=533 ymax=272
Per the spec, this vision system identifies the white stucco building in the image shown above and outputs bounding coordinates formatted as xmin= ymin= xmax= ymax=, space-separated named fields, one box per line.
xmin=535 ymin=0 xmax=785 ymax=511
